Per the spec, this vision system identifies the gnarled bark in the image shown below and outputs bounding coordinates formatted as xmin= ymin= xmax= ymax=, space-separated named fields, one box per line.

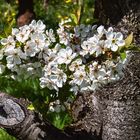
xmin=0 ymin=93 xmax=99 ymax=140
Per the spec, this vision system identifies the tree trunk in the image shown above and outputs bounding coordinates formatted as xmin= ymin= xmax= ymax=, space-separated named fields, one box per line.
xmin=98 ymin=51 xmax=140 ymax=140
xmin=0 ymin=0 xmax=140 ymax=140
xmin=43 ymin=0 xmax=49 ymax=10
xmin=69 ymin=50 xmax=140 ymax=140
xmin=94 ymin=0 xmax=140 ymax=44
xmin=16 ymin=0 xmax=35 ymax=27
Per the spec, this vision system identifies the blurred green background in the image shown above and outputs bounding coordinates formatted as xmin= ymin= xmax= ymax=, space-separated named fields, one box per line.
xmin=0 ymin=0 xmax=95 ymax=139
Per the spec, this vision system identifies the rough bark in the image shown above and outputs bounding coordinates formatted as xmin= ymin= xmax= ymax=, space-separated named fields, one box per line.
xmin=68 ymin=51 xmax=140 ymax=140
xmin=96 ymin=51 xmax=140 ymax=140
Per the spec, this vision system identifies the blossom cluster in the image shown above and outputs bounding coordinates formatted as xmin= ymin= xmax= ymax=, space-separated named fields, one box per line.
xmin=0 ymin=20 xmax=126 ymax=95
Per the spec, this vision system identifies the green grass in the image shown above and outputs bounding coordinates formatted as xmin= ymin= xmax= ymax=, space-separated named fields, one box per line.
xmin=0 ymin=129 xmax=16 ymax=140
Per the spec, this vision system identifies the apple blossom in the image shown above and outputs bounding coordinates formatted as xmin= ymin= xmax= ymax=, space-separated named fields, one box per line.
xmin=0 ymin=20 xmax=127 ymax=95
xmin=57 ymin=47 xmax=77 ymax=65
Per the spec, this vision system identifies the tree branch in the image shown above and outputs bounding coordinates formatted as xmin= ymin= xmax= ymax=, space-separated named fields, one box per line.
xmin=0 ymin=93 xmax=100 ymax=140
xmin=16 ymin=0 xmax=35 ymax=27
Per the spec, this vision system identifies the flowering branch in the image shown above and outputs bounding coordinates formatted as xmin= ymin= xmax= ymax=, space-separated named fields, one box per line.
xmin=0 ymin=20 xmax=129 ymax=95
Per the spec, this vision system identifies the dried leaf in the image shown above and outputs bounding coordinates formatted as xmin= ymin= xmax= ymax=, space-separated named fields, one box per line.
xmin=125 ymin=32 xmax=133 ymax=47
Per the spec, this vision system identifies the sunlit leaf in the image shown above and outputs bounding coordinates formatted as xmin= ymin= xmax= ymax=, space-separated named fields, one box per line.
xmin=65 ymin=0 xmax=72 ymax=3
xmin=120 ymin=52 xmax=126 ymax=60
xmin=70 ymin=13 xmax=78 ymax=25
xmin=125 ymin=32 xmax=133 ymax=47
xmin=27 ymin=104 xmax=35 ymax=111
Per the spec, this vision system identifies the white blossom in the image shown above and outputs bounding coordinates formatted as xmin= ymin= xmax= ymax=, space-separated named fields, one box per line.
xmin=70 ymin=67 xmax=88 ymax=86
xmin=49 ymin=100 xmax=65 ymax=113
xmin=46 ymin=29 xmax=56 ymax=43
xmin=57 ymin=47 xmax=76 ymax=65
xmin=29 ymin=20 xmax=46 ymax=33
xmin=6 ymin=48 xmax=26 ymax=65
xmin=0 ymin=49 xmax=4 ymax=60
xmin=80 ymin=35 xmax=105 ymax=57
xmin=69 ymin=58 xmax=82 ymax=71
xmin=0 ymin=64 xmax=5 ymax=74
xmin=57 ymin=25 xmax=70 ymax=45
xmin=0 ymin=20 xmax=126 ymax=95
xmin=88 ymin=62 xmax=99 ymax=81
xmin=49 ymin=68 xmax=67 ymax=88
xmin=40 ymin=64 xmax=67 ymax=90
xmin=40 ymin=77 xmax=58 ymax=90
xmin=12 ymin=27 xmax=30 ymax=43
xmin=105 ymin=31 xmax=125 ymax=52
xmin=30 ymin=32 xmax=46 ymax=51
xmin=24 ymin=41 xmax=38 ymax=57
xmin=88 ymin=35 xmax=104 ymax=56
xmin=1 ymin=36 xmax=15 ymax=51
xmin=80 ymin=41 xmax=92 ymax=56
xmin=74 ymin=24 xmax=91 ymax=38
xmin=96 ymin=25 xmax=105 ymax=39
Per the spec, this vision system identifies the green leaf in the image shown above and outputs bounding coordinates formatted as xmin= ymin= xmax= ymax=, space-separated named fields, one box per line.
xmin=125 ymin=32 xmax=133 ymax=47
xmin=120 ymin=52 xmax=126 ymax=60
xmin=27 ymin=104 xmax=35 ymax=111
xmin=70 ymin=13 xmax=78 ymax=25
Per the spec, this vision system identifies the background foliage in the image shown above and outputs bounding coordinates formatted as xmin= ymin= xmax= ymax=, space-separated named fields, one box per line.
xmin=0 ymin=0 xmax=95 ymax=139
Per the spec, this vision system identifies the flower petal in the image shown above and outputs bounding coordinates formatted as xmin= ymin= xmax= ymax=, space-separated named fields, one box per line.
xmin=111 ymin=44 xmax=118 ymax=52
